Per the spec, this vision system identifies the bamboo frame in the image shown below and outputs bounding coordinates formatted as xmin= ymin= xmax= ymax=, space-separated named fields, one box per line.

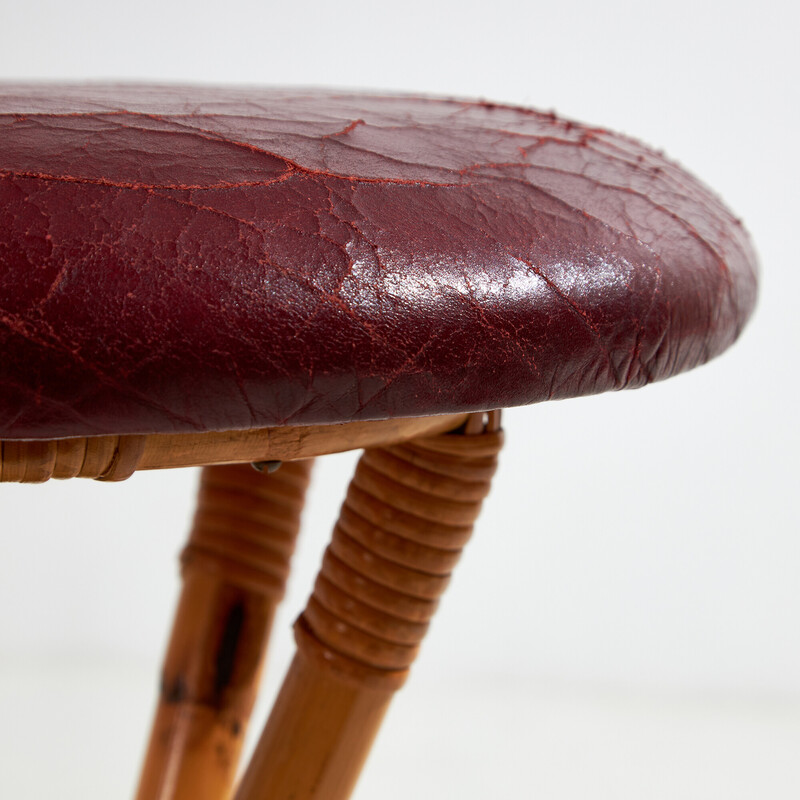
xmin=0 ymin=413 xmax=469 ymax=483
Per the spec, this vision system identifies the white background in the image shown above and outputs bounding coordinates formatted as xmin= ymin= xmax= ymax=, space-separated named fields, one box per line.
xmin=1 ymin=0 xmax=798 ymax=797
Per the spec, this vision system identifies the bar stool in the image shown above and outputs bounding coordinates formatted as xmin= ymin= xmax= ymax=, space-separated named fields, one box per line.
xmin=0 ymin=85 xmax=758 ymax=800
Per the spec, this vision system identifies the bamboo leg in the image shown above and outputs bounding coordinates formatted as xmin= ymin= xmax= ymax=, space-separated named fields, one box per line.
xmin=234 ymin=412 xmax=503 ymax=800
xmin=135 ymin=459 xmax=313 ymax=800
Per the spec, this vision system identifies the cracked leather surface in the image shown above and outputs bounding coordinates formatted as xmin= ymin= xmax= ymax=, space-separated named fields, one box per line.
xmin=0 ymin=85 xmax=757 ymax=439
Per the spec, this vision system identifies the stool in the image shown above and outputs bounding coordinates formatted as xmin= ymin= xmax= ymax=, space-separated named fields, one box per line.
xmin=0 ymin=85 xmax=758 ymax=800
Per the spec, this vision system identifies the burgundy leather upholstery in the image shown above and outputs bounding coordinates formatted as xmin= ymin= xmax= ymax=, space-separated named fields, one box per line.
xmin=0 ymin=85 xmax=757 ymax=439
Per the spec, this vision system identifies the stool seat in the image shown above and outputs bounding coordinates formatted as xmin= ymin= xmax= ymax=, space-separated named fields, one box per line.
xmin=1 ymin=84 xmax=759 ymax=800
xmin=0 ymin=85 xmax=756 ymax=441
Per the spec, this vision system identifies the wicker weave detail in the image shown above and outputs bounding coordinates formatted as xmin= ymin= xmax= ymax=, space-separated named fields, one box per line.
xmin=295 ymin=414 xmax=502 ymax=689
xmin=0 ymin=434 xmax=148 ymax=482
xmin=182 ymin=460 xmax=313 ymax=600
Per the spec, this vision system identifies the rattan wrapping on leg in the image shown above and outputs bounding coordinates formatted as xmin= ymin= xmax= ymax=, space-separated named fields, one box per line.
xmin=296 ymin=420 xmax=503 ymax=690
xmin=135 ymin=460 xmax=313 ymax=800
xmin=182 ymin=460 xmax=313 ymax=600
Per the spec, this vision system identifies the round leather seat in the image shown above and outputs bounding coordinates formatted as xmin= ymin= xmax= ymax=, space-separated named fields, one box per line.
xmin=0 ymin=86 xmax=757 ymax=439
